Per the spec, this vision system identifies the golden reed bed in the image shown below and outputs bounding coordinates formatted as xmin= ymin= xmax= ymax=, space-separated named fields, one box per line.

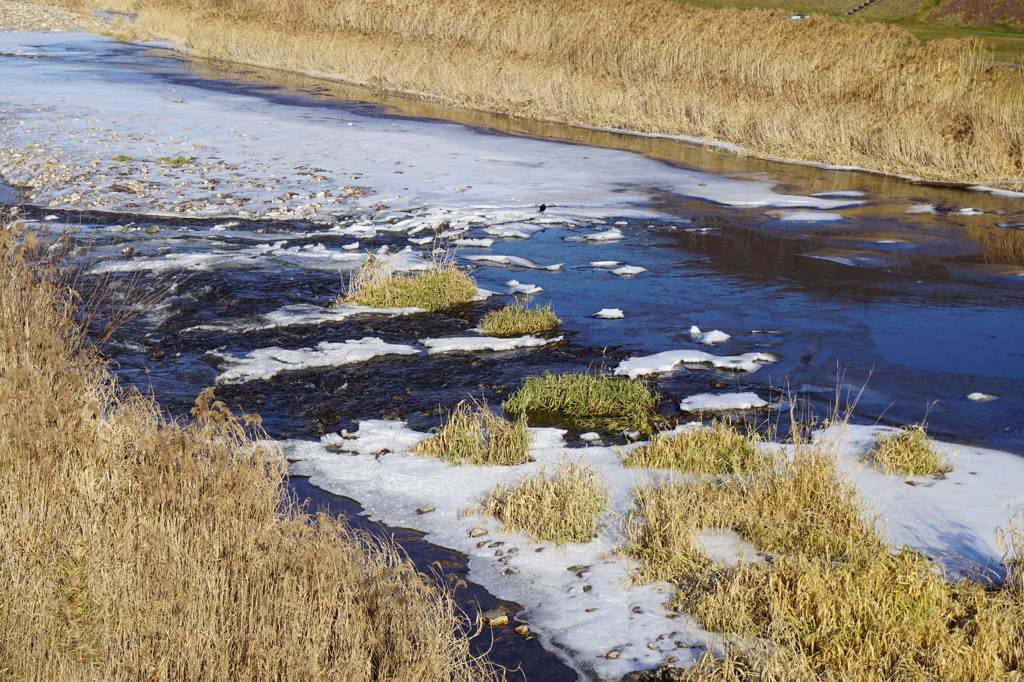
xmin=63 ymin=0 xmax=1024 ymax=190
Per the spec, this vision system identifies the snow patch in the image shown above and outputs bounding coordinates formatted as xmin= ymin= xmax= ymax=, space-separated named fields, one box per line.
xmin=214 ymin=337 xmax=419 ymax=383
xmin=615 ymin=349 xmax=779 ymax=378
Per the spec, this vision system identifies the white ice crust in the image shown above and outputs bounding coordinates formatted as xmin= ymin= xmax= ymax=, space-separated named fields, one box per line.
xmin=615 ymin=349 xmax=779 ymax=378
xmin=465 ymin=254 xmax=564 ymax=270
xmin=594 ymin=308 xmax=625 ymax=319
xmin=214 ymin=337 xmax=420 ymax=383
xmin=284 ymin=419 xmax=1024 ymax=679
xmin=679 ymin=392 xmax=770 ymax=412
xmin=611 ymin=265 xmax=647 ymax=276
xmin=967 ymin=392 xmax=999 ymax=402
xmin=420 ymin=335 xmax=563 ymax=354
xmin=689 ymin=325 xmax=730 ymax=345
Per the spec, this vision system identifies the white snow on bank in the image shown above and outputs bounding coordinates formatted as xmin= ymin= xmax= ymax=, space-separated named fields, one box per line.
xmin=615 ymin=349 xmax=779 ymax=378
xmin=284 ymin=418 xmax=1024 ymax=680
xmin=594 ymin=308 xmax=625 ymax=319
xmin=464 ymin=254 xmax=564 ymax=270
xmin=679 ymin=392 xmax=770 ymax=412
xmin=214 ymin=337 xmax=419 ymax=383
xmin=967 ymin=392 xmax=1000 ymax=402
xmin=420 ymin=335 xmax=563 ymax=354
xmin=822 ymin=424 xmax=1024 ymax=577
xmin=283 ymin=421 xmax=724 ymax=680
xmin=689 ymin=326 xmax=730 ymax=345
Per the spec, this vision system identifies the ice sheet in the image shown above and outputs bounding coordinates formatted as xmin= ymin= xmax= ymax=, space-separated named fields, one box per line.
xmin=214 ymin=337 xmax=419 ymax=383
xmin=678 ymin=392 xmax=770 ymax=412
xmin=615 ymin=349 xmax=779 ymax=378
xmin=420 ymin=335 xmax=563 ymax=354
xmin=689 ymin=326 xmax=730 ymax=345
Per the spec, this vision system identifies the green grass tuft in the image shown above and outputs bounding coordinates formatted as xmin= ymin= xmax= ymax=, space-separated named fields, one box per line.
xmin=502 ymin=371 xmax=663 ymax=433
xmin=866 ymin=425 xmax=951 ymax=476
xmin=479 ymin=459 xmax=608 ymax=543
xmin=412 ymin=400 xmax=532 ymax=466
xmin=623 ymin=421 xmax=764 ymax=473
xmin=479 ymin=303 xmax=560 ymax=337
xmin=111 ymin=154 xmax=133 ymax=162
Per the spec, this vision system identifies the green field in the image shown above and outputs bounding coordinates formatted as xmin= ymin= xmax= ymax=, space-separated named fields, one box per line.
xmin=672 ymin=0 xmax=1024 ymax=63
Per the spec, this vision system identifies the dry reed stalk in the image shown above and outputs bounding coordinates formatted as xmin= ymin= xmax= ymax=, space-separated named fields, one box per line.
xmin=0 ymin=224 xmax=501 ymax=681
xmin=479 ymin=458 xmax=608 ymax=543
xmin=110 ymin=0 xmax=1024 ymax=188
xmin=412 ymin=399 xmax=533 ymax=465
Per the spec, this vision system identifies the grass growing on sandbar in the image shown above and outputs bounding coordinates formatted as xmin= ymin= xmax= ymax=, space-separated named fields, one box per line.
xmin=413 ymin=399 xmax=532 ymax=465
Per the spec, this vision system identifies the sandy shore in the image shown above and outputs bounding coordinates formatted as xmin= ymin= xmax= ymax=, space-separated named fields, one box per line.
xmin=0 ymin=0 xmax=104 ymax=32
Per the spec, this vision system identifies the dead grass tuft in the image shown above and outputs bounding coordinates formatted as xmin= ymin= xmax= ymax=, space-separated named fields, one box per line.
xmin=866 ymin=424 xmax=952 ymax=476
xmin=0 ymin=225 xmax=500 ymax=681
xmin=627 ymin=444 xmax=886 ymax=581
xmin=334 ymin=252 xmax=477 ymax=311
xmin=502 ymin=371 xmax=663 ymax=433
xmin=674 ymin=549 xmax=1024 ymax=680
xmin=622 ymin=421 xmax=764 ymax=473
xmin=412 ymin=399 xmax=532 ymax=465
xmin=479 ymin=302 xmax=560 ymax=337
xmin=479 ymin=458 xmax=608 ymax=543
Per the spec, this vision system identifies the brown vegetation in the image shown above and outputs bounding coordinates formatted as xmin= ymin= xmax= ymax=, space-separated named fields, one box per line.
xmin=68 ymin=0 xmax=1024 ymax=189
xmin=626 ymin=437 xmax=1024 ymax=679
xmin=0 ymin=225 xmax=500 ymax=680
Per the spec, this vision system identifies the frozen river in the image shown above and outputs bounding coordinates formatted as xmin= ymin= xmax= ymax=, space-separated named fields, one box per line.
xmin=3 ymin=30 xmax=1023 ymax=680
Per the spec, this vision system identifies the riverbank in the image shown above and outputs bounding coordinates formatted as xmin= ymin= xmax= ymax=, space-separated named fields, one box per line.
xmin=27 ymin=0 xmax=1024 ymax=192
xmin=0 ymin=215 xmax=502 ymax=679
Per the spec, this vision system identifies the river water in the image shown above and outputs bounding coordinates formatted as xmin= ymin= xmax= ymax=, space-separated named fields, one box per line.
xmin=2 ymin=31 xmax=1023 ymax=680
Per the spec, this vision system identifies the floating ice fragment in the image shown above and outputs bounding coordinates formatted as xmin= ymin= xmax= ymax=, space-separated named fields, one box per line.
xmin=615 ymin=349 xmax=779 ymax=378
xmin=589 ymin=261 xmax=622 ymax=268
xmin=342 ymin=242 xmax=360 ymax=251
xmin=506 ymin=279 xmax=543 ymax=295
xmin=679 ymin=392 xmax=770 ymax=412
xmin=579 ymin=432 xmax=601 ymax=442
xmin=689 ymin=326 xmax=730 ymax=345
xmin=465 ymin=254 xmax=563 ymax=270
xmin=967 ymin=392 xmax=999 ymax=402
xmin=906 ymin=204 xmax=937 ymax=214
xmin=955 ymin=208 xmax=985 ymax=216
xmin=419 ymin=335 xmax=563 ymax=354
xmin=565 ymin=228 xmax=623 ymax=242
xmin=408 ymin=236 xmax=434 ymax=245
xmin=775 ymin=210 xmax=845 ymax=222
xmin=594 ymin=308 xmax=625 ymax=319
xmin=454 ymin=238 xmax=495 ymax=247
xmin=215 ymin=337 xmax=420 ymax=383
xmin=611 ymin=265 xmax=646 ymax=276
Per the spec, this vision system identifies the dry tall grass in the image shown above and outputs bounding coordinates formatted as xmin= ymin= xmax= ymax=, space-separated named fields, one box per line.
xmin=479 ymin=459 xmax=608 ymax=544
xmin=99 ymin=0 xmax=1024 ymax=188
xmin=622 ymin=421 xmax=764 ymax=473
xmin=0 ymin=226 xmax=500 ymax=680
xmin=865 ymin=424 xmax=952 ymax=476
xmin=412 ymin=399 xmax=532 ymax=465
xmin=627 ymin=435 xmax=1024 ymax=679
xmin=334 ymin=252 xmax=477 ymax=311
